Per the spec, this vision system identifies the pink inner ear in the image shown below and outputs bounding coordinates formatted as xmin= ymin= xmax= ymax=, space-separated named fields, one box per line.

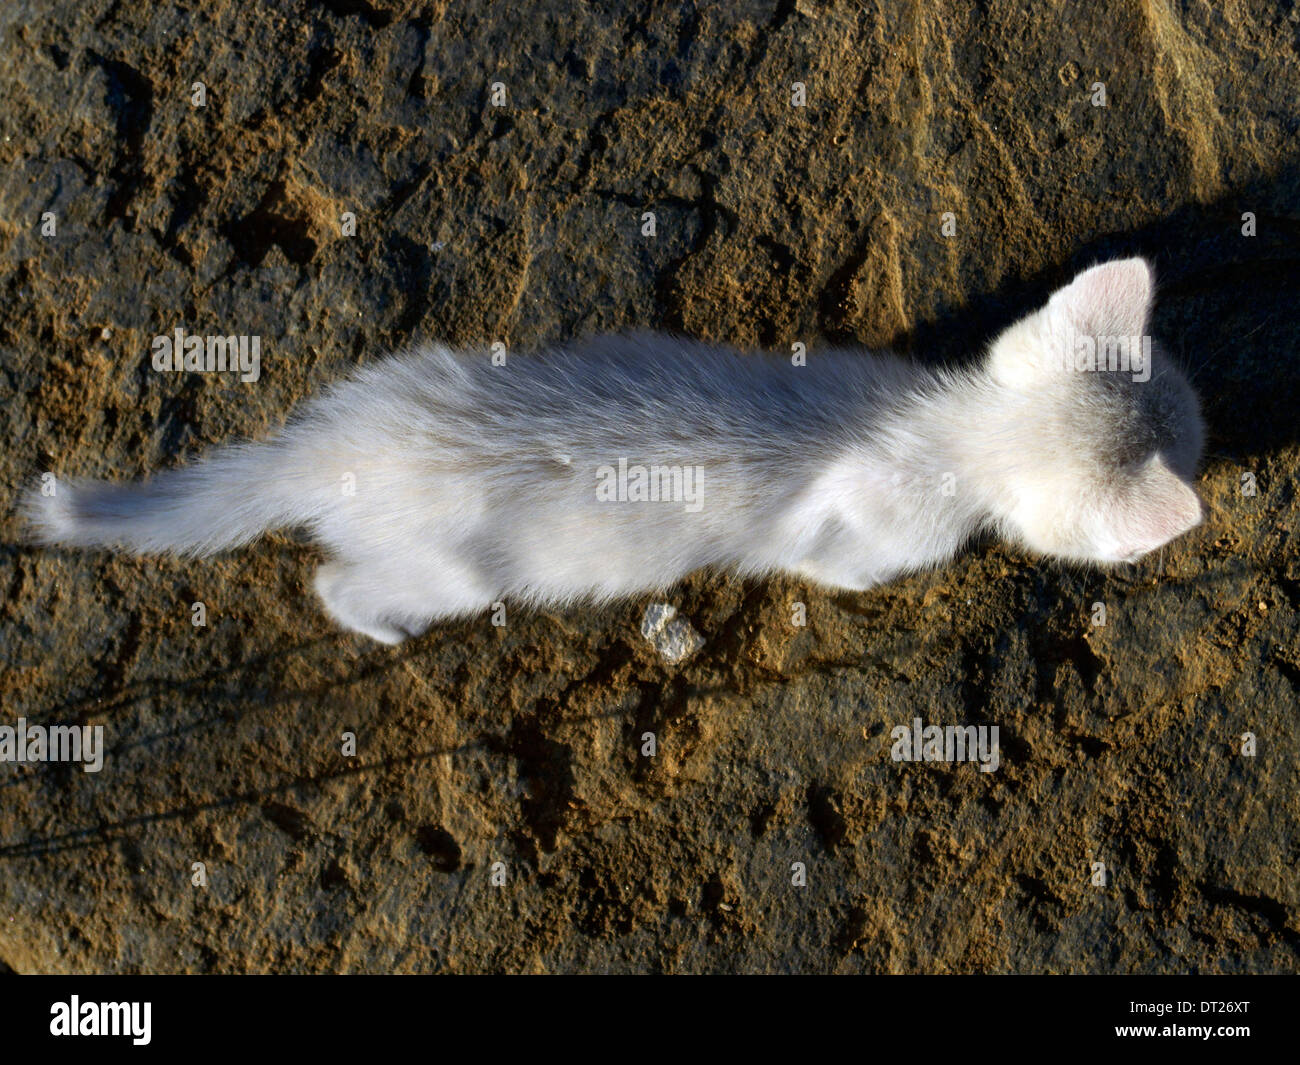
xmin=1116 ymin=472 xmax=1203 ymax=556
xmin=1054 ymin=258 xmax=1153 ymax=338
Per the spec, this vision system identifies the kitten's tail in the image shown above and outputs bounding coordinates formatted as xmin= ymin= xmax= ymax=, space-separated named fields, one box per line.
xmin=22 ymin=440 xmax=323 ymax=557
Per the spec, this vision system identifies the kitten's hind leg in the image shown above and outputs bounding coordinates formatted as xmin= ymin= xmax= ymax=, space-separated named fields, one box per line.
xmin=313 ymin=557 xmax=494 ymax=644
xmin=313 ymin=561 xmax=413 ymax=645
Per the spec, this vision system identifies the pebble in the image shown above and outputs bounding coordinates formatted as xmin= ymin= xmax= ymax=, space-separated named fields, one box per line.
xmin=640 ymin=603 xmax=705 ymax=664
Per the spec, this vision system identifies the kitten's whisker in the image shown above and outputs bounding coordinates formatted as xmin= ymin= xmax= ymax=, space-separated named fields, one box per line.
xmin=1188 ymin=315 xmax=1272 ymax=383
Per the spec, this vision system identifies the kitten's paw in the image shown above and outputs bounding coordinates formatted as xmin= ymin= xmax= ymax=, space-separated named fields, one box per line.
xmin=341 ymin=616 xmax=410 ymax=645
xmin=314 ymin=562 xmax=411 ymax=645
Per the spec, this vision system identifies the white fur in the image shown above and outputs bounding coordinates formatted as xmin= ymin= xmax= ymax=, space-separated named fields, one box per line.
xmin=25 ymin=258 xmax=1205 ymax=643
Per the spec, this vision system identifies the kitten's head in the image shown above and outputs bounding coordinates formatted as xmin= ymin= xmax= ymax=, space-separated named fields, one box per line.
xmin=983 ymin=257 xmax=1205 ymax=565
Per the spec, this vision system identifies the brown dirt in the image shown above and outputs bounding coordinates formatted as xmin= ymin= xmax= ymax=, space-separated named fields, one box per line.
xmin=0 ymin=0 xmax=1298 ymax=973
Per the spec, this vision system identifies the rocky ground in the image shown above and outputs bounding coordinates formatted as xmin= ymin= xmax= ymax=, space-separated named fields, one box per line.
xmin=0 ymin=0 xmax=1297 ymax=973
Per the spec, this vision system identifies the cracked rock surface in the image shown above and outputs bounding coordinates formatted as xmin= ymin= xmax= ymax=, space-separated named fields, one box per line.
xmin=1 ymin=1 xmax=1298 ymax=972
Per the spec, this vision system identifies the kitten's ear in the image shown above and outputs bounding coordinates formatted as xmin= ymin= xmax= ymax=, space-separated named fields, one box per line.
xmin=1048 ymin=256 xmax=1154 ymax=338
xmin=987 ymin=257 xmax=1154 ymax=388
xmin=1109 ymin=458 xmax=1203 ymax=559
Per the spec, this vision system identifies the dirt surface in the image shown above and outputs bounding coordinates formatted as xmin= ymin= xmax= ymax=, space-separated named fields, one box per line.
xmin=1 ymin=0 xmax=1298 ymax=973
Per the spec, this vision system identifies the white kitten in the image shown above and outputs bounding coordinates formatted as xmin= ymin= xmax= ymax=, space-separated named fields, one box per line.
xmin=26 ymin=257 xmax=1204 ymax=644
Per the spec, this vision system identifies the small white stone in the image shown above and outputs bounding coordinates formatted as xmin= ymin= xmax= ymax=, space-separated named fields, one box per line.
xmin=658 ymin=617 xmax=705 ymax=664
xmin=640 ymin=603 xmax=704 ymax=663
xmin=640 ymin=602 xmax=677 ymax=640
